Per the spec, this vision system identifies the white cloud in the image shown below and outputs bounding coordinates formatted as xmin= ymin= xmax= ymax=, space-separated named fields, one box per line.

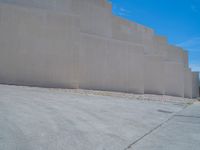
xmin=176 ymin=37 xmax=200 ymax=52
xmin=190 ymin=64 xmax=200 ymax=72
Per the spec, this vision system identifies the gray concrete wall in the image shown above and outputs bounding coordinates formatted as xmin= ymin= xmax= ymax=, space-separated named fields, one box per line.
xmin=182 ymin=50 xmax=189 ymax=68
xmin=147 ymin=37 xmax=168 ymax=57
xmin=192 ymin=72 xmax=200 ymax=98
xmin=0 ymin=3 xmax=80 ymax=88
xmin=184 ymin=69 xmax=193 ymax=98
xmin=164 ymin=62 xmax=185 ymax=97
xmin=154 ymin=36 xmax=167 ymax=44
xmin=0 ymin=0 xmax=81 ymax=15
xmin=111 ymin=16 xmax=143 ymax=45
xmin=0 ymin=0 xmax=198 ymax=98
xmin=79 ymin=33 xmax=144 ymax=94
xmin=79 ymin=1 xmax=112 ymax=37
xmin=166 ymin=45 xmax=182 ymax=63
xmin=0 ymin=2 xmax=145 ymax=94
xmin=144 ymin=55 xmax=164 ymax=95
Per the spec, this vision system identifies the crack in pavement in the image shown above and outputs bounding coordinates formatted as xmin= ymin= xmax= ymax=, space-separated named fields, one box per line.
xmin=123 ymin=105 xmax=189 ymax=150
xmin=174 ymin=115 xmax=200 ymax=119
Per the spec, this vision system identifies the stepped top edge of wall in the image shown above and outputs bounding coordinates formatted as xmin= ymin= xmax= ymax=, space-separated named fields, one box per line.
xmin=0 ymin=0 xmax=191 ymax=56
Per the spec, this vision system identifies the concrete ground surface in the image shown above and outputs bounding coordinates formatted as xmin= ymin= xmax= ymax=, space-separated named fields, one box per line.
xmin=0 ymin=84 xmax=199 ymax=150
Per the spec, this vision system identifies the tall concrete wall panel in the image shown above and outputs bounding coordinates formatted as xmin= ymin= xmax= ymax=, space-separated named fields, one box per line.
xmin=0 ymin=4 xmax=79 ymax=88
xmin=154 ymin=36 xmax=167 ymax=44
xmin=111 ymin=16 xmax=143 ymax=45
xmin=192 ymin=72 xmax=199 ymax=98
xmin=153 ymin=36 xmax=168 ymax=56
xmin=153 ymin=42 xmax=168 ymax=58
xmin=0 ymin=0 xmax=81 ymax=15
xmin=177 ymin=47 xmax=188 ymax=68
xmin=142 ymin=29 xmax=156 ymax=55
xmin=143 ymin=41 xmax=167 ymax=56
xmin=79 ymin=33 xmax=144 ymax=94
xmin=81 ymin=0 xmax=112 ymax=9
xmin=106 ymin=38 xmax=144 ymax=94
xmin=78 ymin=33 xmax=107 ymax=90
xmin=182 ymin=51 xmax=189 ymax=68
xmin=166 ymin=45 xmax=182 ymax=63
xmin=79 ymin=1 xmax=112 ymax=37
xmin=184 ymin=69 xmax=193 ymax=98
xmin=164 ymin=62 xmax=184 ymax=97
xmin=144 ymin=56 xmax=164 ymax=95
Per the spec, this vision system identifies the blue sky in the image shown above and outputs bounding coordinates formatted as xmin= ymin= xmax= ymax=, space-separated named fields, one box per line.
xmin=108 ymin=0 xmax=200 ymax=72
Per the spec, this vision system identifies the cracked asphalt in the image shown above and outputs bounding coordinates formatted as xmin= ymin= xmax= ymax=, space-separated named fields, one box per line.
xmin=0 ymin=84 xmax=199 ymax=150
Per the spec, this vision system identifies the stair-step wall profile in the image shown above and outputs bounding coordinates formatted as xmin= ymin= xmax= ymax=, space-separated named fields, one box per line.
xmin=0 ymin=0 xmax=199 ymax=98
